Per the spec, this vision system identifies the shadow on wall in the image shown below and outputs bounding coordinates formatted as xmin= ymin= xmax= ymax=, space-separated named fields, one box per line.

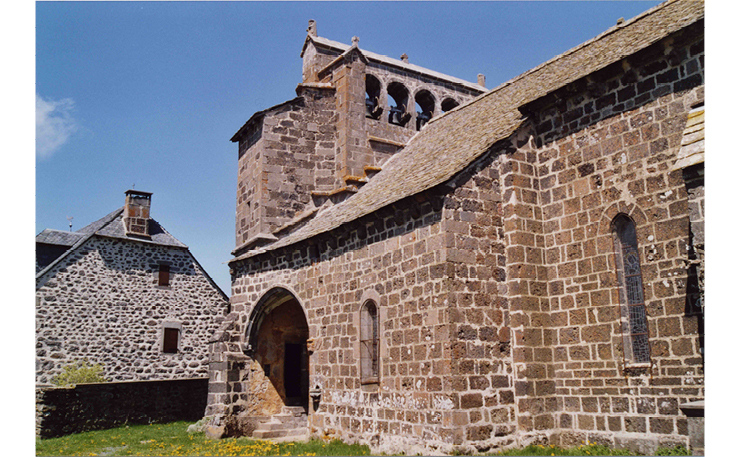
xmin=248 ymin=298 xmax=310 ymax=416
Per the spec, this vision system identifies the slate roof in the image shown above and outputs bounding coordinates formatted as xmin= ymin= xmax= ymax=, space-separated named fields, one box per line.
xmin=36 ymin=229 xmax=85 ymax=247
xmin=232 ymin=0 xmax=704 ymax=263
xmin=36 ymin=207 xmax=188 ymax=282
xmin=75 ymin=208 xmax=188 ymax=248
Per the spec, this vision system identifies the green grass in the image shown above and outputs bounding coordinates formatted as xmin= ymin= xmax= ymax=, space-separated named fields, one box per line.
xmin=35 ymin=421 xmax=372 ymax=456
xmin=35 ymin=422 xmax=690 ymax=457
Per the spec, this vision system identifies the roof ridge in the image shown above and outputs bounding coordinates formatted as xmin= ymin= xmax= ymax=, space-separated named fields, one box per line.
xmin=76 ymin=207 xmax=124 ymax=234
xmin=304 ymin=34 xmax=485 ymax=92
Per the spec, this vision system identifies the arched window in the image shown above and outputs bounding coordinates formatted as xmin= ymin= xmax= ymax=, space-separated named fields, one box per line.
xmin=415 ymin=90 xmax=435 ymax=130
xmin=365 ymin=74 xmax=382 ymax=120
xmin=612 ymin=214 xmax=650 ymax=364
xmin=441 ymin=97 xmax=459 ymax=113
xmin=360 ymin=300 xmax=379 ymax=384
xmin=387 ymin=82 xmax=411 ymax=127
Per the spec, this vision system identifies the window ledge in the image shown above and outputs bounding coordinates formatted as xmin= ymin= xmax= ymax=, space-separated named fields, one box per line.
xmin=623 ymin=362 xmax=652 ymax=375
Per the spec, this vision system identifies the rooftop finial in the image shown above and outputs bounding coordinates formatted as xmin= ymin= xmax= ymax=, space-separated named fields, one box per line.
xmin=400 ymin=53 xmax=409 ymax=64
xmin=352 ymin=36 xmax=359 ymax=46
xmin=307 ymin=19 xmax=317 ymax=36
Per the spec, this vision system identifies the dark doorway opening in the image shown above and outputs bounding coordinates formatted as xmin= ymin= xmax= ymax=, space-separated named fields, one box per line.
xmin=284 ymin=343 xmax=302 ymax=399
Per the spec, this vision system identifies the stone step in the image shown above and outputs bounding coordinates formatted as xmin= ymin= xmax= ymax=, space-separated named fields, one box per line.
xmin=254 ymin=421 xmax=289 ymax=432
xmin=273 ymin=413 xmax=307 ymax=422
xmin=252 ymin=427 xmax=309 ymax=441
xmin=282 ymin=405 xmax=307 ymax=415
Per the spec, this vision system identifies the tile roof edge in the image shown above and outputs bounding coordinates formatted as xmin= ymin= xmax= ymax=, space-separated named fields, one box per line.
xmin=35 ymin=229 xmax=85 ymax=246
xmin=35 ymin=232 xmax=95 ymax=287
xmin=187 ymin=248 xmax=231 ymax=302
xmin=36 ymin=208 xmax=124 ymax=286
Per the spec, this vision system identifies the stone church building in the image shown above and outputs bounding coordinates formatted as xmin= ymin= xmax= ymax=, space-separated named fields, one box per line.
xmin=36 ymin=190 xmax=230 ymax=384
xmin=206 ymin=0 xmax=704 ymax=453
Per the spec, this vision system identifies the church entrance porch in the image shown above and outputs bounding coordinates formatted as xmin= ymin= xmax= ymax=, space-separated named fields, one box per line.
xmin=242 ymin=288 xmax=309 ymax=439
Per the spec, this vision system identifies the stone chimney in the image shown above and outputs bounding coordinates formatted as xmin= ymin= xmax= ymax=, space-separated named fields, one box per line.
xmin=400 ymin=53 xmax=409 ymax=64
xmin=123 ymin=190 xmax=152 ymax=237
xmin=477 ymin=74 xmax=486 ymax=88
xmin=307 ymin=19 xmax=317 ymax=37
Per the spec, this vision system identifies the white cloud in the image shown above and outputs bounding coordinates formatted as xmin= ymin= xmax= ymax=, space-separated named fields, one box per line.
xmin=36 ymin=94 xmax=78 ymax=159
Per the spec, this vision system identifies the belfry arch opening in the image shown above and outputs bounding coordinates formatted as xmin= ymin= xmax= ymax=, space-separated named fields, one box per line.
xmin=245 ymin=288 xmax=309 ymax=413
xmin=387 ymin=82 xmax=411 ymax=126
xmin=441 ymin=97 xmax=459 ymax=113
xmin=415 ymin=90 xmax=435 ymax=130
xmin=365 ymin=74 xmax=383 ymax=120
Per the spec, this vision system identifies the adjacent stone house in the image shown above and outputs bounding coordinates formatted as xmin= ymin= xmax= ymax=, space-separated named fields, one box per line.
xmin=36 ymin=190 xmax=230 ymax=384
xmin=207 ymin=0 xmax=704 ymax=454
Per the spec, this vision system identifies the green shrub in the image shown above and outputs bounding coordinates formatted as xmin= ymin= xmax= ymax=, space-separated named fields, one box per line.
xmin=50 ymin=359 xmax=108 ymax=387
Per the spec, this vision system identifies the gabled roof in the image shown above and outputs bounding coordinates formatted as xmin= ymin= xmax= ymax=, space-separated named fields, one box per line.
xmin=36 ymin=203 xmax=229 ymax=300
xmin=76 ymin=208 xmax=188 ymax=248
xmin=301 ymin=34 xmax=486 ymax=93
xmin=36 ymin=208 xmax=187 ymax=282
xmin=232 ymin=0 xmax=703 ymax=263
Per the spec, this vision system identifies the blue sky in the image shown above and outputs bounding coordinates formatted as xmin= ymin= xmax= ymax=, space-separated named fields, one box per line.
xmin=35 ymin=1 xmax=666 ymax=294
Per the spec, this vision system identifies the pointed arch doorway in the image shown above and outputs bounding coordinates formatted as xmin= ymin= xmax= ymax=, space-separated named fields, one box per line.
xmin=245 ymin=287 xmax=309 ymax=414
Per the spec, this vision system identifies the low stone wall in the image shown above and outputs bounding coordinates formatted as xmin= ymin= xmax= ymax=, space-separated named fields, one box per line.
xmin=36 ymin=377 xmax=208 ymax=438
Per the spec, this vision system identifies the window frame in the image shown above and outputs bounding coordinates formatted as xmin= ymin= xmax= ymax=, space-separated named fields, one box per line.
xmin=611 ymin=213 xmax=651 ymax=366
xmin=161 ymin=321 xmax=182 ymax=354
xmin=359 ymin=300 xmax=380 ymax=385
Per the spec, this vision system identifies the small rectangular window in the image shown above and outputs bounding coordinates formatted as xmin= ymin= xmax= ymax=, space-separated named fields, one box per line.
xmin=158 ymin=264 xmax=170 ymax=286
xmin=163 ymin=327 xmax=179 ymax=353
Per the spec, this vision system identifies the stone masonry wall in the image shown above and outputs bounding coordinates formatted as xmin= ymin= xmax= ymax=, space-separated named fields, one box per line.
xmin=36 ymin=377 xmax=208 ymax=438
xmin=438 ymin=149 xmax=520 ymax=452
xmin=219 ymin=12 xmax=704 ymax=456
xmin=518 ymin=22 xmax=704 ymax=453
xmin=235 ymin=87 xmax=338 ymax=248
xmin=213 ymin=189 xmax=511 ymax=453
xmin=36 ymin=236 xmax=228 ymax=384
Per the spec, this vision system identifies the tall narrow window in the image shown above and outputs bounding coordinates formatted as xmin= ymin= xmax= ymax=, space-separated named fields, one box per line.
xmin=158 ymin=264 xmax=170 ymax=286
xmin=612 ymin=214 xmax=650 ymax=364
xmin=360 ymin=301 xmax=379 ymax=384
xmin=162 ymin=327 xmax=180 ymax=353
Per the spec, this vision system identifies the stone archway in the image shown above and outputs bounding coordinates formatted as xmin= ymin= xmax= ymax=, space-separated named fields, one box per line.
xmin=245 ymin=288 xmax=309 ymax=416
